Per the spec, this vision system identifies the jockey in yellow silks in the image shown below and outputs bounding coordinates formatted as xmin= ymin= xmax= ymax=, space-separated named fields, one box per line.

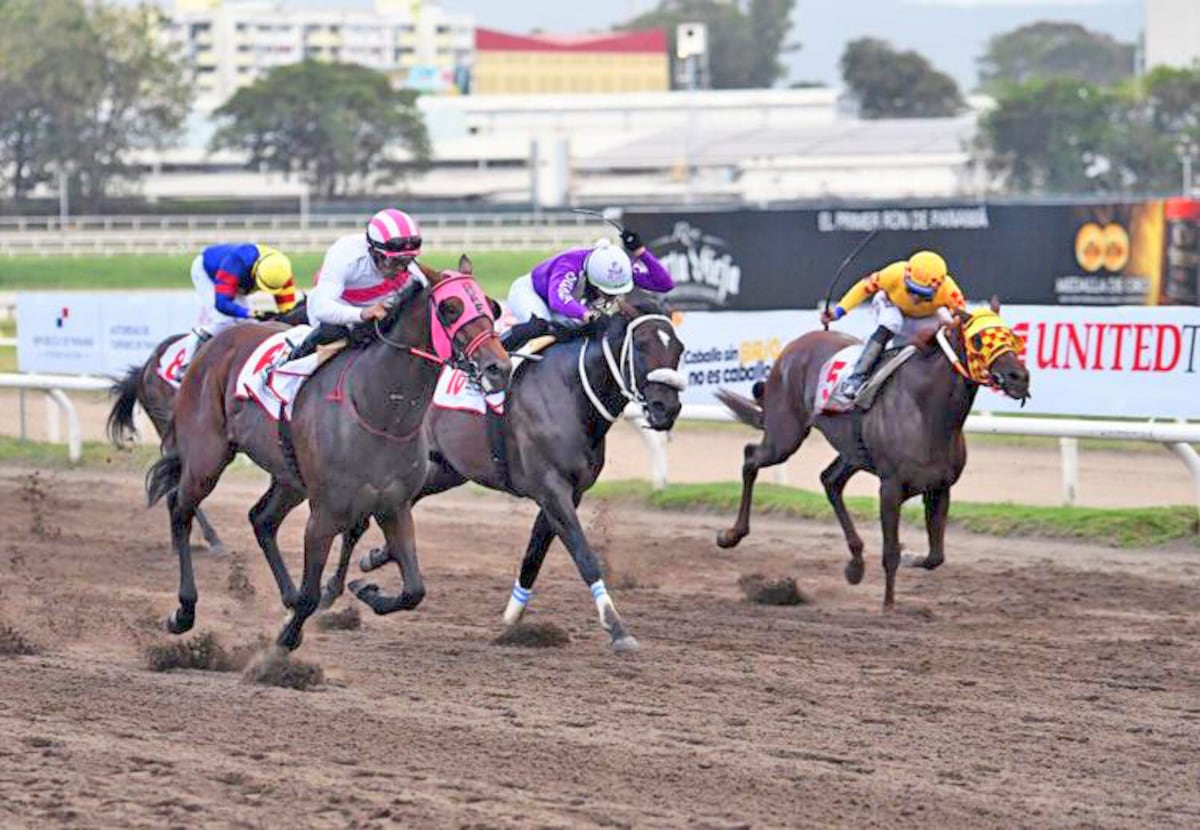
xmin=820 ymin=250 xmax=967 ymax=399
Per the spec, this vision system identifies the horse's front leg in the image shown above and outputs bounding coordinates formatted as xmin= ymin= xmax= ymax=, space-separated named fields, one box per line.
xmin=277 ymin=510 xmax=338 ymax=651
xmin=349 ymin=507 xmax=426 ymax=615
xmin=503 ymin=508 xmax=558 ymax=626
xmin=878 ymin=478 xmax=906 ymax=611
xmin=905 ymin=485 xmax=949 ymax=571
xmin=536 ymin=478 xmax=637 ymax=653
xmin=320 ymin=518 xmax=370 ymax=610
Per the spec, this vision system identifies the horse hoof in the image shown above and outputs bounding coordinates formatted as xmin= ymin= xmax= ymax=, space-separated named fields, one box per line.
xmin=165 ymin=609 xmax=194 ymax=635
xmin=358 ymin=548 xmax=389 ymax=573
xmin=844 ymin=559 xmax=865 ymax=585
xmin=612 ymin=635 xmax=640 ymax=654
xmin=716 ymin=529 xmax=743 ymax=549
xmin=318 ymin=584 xmax=342 ymax=611
xmin=204 ymin=542 xmax=228 ymax=557
xmin=276 ymin=629 xmax=303 ymax=652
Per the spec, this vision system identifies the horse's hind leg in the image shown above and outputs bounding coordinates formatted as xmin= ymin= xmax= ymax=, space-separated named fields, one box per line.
xmin=905 ymin=485 xmax=949 ymax=571
xmin=503 ymin=508 xmax=557 ymax=625
xmin=320 ymin=518 xmax=369 ymax=609
xmin=820 ymin=456 xmax=866 ymax=585
xmin=717 ymin=419 xmax=809 ymax=549
xmin=165 ymin=451 xmax=233 ymax=634
xmin=350 ymin=508 xmax=426 ymax=615
xmin=193 ymin=507 xmax=225 ymax=554
xmin=249 ymin=479 xmax=306 ymax=608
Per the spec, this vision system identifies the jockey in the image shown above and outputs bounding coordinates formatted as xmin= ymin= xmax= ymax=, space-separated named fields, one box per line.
xmin=191 ymin=243 xmax=296 ymax=337
xmin=504 ymin=227 xmax=674 ymax=346
xmin=288 ymin=208 xmax=425 ymax=361
xmin=820 ymin=250 xmax=967 ymax=399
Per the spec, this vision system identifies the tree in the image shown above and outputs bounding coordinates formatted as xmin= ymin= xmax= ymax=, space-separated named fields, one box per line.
xmin=619 ymin=0 xmax=797 ymax=89
xmin=978 ymin=22 xmax=1135 ymax=92
xmin=976 ymin=79 xmax=1116 ymax=193
xmin=210 ymin=61 xmax=430 ymax=198
xmin=0 ymin=0 xmax=191 ymax=206
xmin=840 ymin=38 xmax=965 ymax=119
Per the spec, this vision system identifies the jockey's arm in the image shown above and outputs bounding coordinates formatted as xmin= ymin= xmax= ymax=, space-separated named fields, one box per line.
xmin=213 ymin=255 xmax=254 ymax=319
xmin=631 ymin=249 xmax=675 ymax=293
xmin=270 ymin=277 xmax=298 ymax=313
xmin=307 ymin=266 xmax=369 ymax=326
xmin=936 ymin=274 xmax=967 ymax=312
xmin=546 ymin=263 xmax=590 ymax=320
xmin=830 ymin=272 xmax=882 ymax=320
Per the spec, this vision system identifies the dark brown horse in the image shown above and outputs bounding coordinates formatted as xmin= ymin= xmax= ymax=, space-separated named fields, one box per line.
xmin=146 ymin=257 xmax=511 ymax=650
xmin=322 ymin=296 xmax=686 ymax=651
xmin=108 ymin=304 xmax=310 ymax=552
xmin=715 ymin=307 xmax=1030 ymax=609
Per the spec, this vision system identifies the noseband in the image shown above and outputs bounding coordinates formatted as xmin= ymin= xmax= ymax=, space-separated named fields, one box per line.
xmin=579 ymin=314 xmax=688 ymax=423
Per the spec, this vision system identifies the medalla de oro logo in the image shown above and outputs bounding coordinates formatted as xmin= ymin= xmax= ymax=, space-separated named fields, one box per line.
xmin=652 ymin=221 xmax=742 ymax=310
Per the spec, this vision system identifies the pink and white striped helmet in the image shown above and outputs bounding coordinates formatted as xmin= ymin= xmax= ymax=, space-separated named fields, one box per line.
xmin=366 ymin=208 xmax=422 ymax=259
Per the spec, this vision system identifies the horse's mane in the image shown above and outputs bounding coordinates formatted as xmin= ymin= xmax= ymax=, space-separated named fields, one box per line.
xmin=347 ymin=280 xmax=428 ymax=349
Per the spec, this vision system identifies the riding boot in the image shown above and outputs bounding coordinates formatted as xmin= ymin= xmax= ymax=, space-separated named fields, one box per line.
xmin=288 ymin=323 xmax=348 ymax=362
xmin=501 ymin=316 xmax=553 ymax=352
xmin=843 ymin=326 xmax=892 ymax=399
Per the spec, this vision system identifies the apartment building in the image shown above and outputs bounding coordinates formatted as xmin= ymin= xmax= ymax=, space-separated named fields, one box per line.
xmin=162 ymin=0 xmax=474 ymax=111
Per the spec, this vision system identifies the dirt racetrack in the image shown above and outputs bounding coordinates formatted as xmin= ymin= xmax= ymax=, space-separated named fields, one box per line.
xmin=1 ymin=466 xmax=1198 ymax=828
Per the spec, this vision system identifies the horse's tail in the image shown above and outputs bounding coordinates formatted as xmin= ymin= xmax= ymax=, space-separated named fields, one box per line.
xmin=107 ymin=365 xmax=143 ymax=447
xmin=146 ymin=451 xmax=182 ymax=508
xmin=715 ymin=387 xmax=764 ymax=431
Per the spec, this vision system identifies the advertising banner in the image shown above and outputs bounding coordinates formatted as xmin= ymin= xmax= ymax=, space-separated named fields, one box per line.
xmin=627 ymin=199 xmax=1200 ymax=311
xmin=17 ymin=292 xmax=205 ymax=376
xmin=673 ymin=305 xmax=1200 ymax=420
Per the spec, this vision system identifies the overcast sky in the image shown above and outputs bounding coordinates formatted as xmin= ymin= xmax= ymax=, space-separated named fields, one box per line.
xmin=176 ymin=0 xmax=1147 ymax=90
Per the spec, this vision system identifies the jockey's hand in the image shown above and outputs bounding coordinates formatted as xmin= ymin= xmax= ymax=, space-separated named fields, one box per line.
xmin=819 ymin=308 xmax=836 ymax=326
xmin=252 ymin=309 xmax=279 ymax=322
xmin=620 ymin=229 xmax=644 ymax=255
xmin=360 ymin=302 xmax=388 ymax=322
xmin=582 ymin=308 xmax=603 ymax=324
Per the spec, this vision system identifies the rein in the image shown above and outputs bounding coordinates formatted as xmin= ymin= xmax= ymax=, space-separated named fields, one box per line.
xmin=578 ymin=314 xmax=687 ymax=423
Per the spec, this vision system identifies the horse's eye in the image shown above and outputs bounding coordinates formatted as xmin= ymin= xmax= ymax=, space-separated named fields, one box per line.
xmin=438 ymin=298 xmax=463 ymax=327
xmin=972 ymin=334 xmax=984 ymax=350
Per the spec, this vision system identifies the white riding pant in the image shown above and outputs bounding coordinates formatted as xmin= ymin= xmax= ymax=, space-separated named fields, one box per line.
xmin=507 ymin=273 xmax=579 ymax=327
xmin=190 ymin=254 xmax=240 ymax=336
xmin=871 ymin=292 xmax=946 ymax=345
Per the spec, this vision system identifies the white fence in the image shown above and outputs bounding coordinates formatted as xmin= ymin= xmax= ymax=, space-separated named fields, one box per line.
xmin=0 ymin=212 xmax=609 ymax=255
xmin=635 ymin=405 xmax=1200 ymax=515
xmin=0 ymin=373 xmax=111 ymax=463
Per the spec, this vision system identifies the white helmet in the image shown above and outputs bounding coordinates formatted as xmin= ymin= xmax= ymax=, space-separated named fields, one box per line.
xmin=583 ymin=239 xmax=633 ymax=296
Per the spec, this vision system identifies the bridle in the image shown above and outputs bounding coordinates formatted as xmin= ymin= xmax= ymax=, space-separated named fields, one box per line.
xmin=579 ymin=313 xmax=688 ymax=423
xmin=372 ymin=274 xmax=500 ymax=385
xmin=933 ymin=317 xmax=1022 ymax=396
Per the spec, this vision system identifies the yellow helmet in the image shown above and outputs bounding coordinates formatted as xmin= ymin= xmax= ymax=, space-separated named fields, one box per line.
xmin=253 ymin=247 xmax=293 ymax=292
xmin=907 ymin=250 xmax=948 ymax=291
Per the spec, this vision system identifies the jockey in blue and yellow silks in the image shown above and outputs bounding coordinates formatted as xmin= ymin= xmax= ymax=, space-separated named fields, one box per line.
xmin=821 ymin=250 xmax=967 ymax=399
xmin=190 ymin=243 xmax=297 ymax=337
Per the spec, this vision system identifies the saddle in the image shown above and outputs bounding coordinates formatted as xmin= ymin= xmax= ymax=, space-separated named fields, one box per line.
xmin=816 ymin=345 xmax=918 ymax=415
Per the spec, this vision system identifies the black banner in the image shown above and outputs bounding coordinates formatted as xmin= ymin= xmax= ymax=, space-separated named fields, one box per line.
xmin=626 ymin=200 xmax=1190 ymax=310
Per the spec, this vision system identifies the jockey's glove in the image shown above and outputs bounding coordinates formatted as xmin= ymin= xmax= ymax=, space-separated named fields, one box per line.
xmin=620 ymin=229 xmax=643 ymax=253
xmin=252 ymin=309 xmax=279 ymax=322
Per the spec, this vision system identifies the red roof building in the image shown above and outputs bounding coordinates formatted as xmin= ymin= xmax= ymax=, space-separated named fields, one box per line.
xmin=471 ymin=28 xmax=669 ymax=95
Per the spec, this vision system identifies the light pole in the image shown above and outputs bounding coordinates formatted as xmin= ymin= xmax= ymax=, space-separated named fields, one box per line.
xmin=1177 ymin=136 xmax=1197 ymax=196
xmin=676 ymin=22 xmax=708 ymax=205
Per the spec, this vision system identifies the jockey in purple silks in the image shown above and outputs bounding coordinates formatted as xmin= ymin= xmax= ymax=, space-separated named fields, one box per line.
xmin=503 ymin=226 xmax=674 ymax=348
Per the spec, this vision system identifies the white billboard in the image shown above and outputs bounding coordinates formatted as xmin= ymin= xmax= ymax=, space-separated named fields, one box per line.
xmin=672 ymin=305 xmax=1200 ymax=420
xmin=17 ymin=292 xmax=205 ymax=376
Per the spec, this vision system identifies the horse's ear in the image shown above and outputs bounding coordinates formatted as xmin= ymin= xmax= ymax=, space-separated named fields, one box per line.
xmin=989 ymin=294 xmax=1001 ymax=313
xmin=486 ymin=296 xmax=502 ymax=319
xmin=458 ymin=253 xmax=473 ymax=275
xmin=418 ymin=262 xmax=440 ymax=284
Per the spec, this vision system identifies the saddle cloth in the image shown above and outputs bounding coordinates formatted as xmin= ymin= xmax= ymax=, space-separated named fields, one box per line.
xmin=156 ymin=332 xmax=203 ymax=389
xmin=235 ymin=326 xmax=318 ymax=421
xmin=815 ymin=344 xmax=918 ymax=414
xmin=430 ymin=335 xmax=555 ymax=416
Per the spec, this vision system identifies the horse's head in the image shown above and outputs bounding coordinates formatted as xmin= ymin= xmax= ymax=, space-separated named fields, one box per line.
xmin=422 ymin=256 xmax=512 ymax=394
xmin=614 ymin=294 xmax=686 ymax=431
xmin=956 ymin=303 xmax=1030 ymax=403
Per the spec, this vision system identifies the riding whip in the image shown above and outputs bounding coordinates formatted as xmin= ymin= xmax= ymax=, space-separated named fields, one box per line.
xmin=570 ymin=207 xmax=626 ymax=235
xmin=822 ymin=228 xmax=880 ymax=331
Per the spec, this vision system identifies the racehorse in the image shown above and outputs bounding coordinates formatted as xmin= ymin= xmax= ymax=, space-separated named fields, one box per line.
xmin=321 ymin=295 xmax=687 ymax=652
xmin=714 ymin=305 xmax=1030 ymax=609
xmin=107 ymin=304 xmax=310 ymax=553
xmin=146 ymin=257 xmax=511 ymax=650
